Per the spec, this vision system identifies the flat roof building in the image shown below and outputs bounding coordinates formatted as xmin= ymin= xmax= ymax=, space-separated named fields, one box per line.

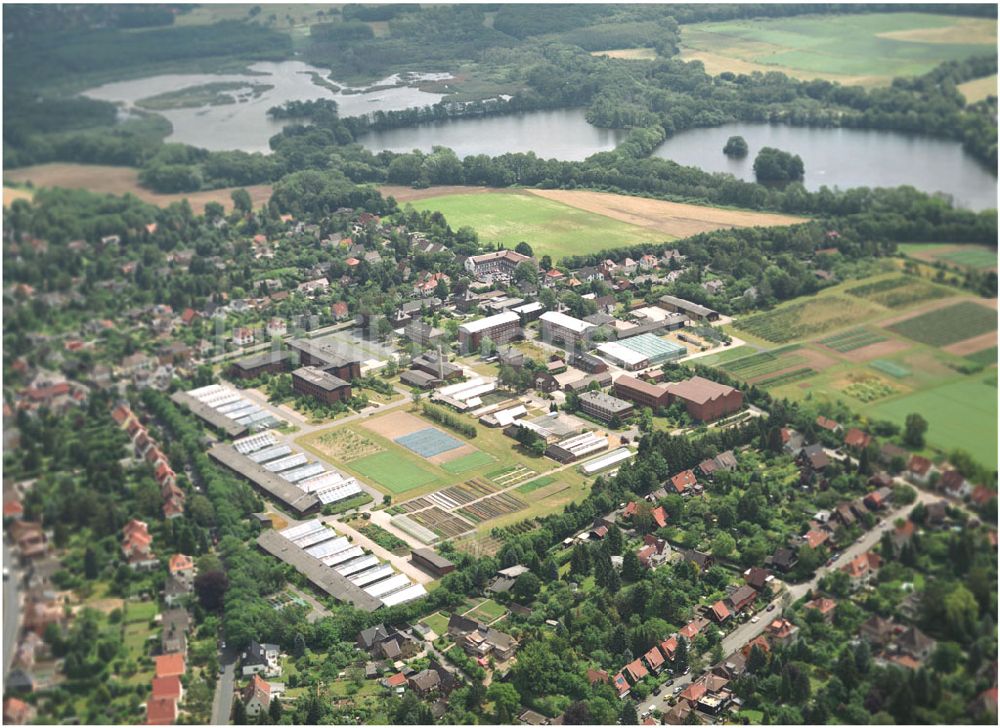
xmin=287 ymin=338 xmax=362 ymax=380
xmin=540 ymin=311 xmax=595 ymax=350
xmin=546 ymin=431 xmax=610 ymax=463
xmin=657 ymin=295 xmax=719 ymax=322
xmin=578 ymin=390 xmax=634 ymax=423
xmin=596 ymin=342 xmax=650 ymax=371
xmin=457 ymin=311 xmax=521 ymax=353
xmin=614 ymin=333 xmax=687 ymax=365
xmin=229 ymin=351 xmax=294 ymax=380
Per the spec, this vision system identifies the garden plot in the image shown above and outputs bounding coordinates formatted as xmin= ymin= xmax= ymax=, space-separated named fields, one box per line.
xmin=819 ymin=327 xmax=888 ymax=353
xmin=304 ymin=428 xmax=384 ymax=462
xmin=409 ymin=506 xmax=476 ymax=539
xmin=452 ymin=533 xmax=505 ymax=557
xmin=943 ymin=330 xmax=998 ymax=357
xmin=488 ymin=464 xmax=539 ymax=488
xmin=842 ymin=374 xmax=898 ymax=402
xmin=870 ymin=360 xmax=912 ymax=378
xmin=457 ymin=492 xmax=527 ymax=524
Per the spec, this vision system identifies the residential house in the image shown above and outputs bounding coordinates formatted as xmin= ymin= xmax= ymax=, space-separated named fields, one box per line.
xmin=859 ymin=615 xmax=897 ymax=647
xmin=816 ymin=416 xmax=841 ymax=433
xmin=743 ymin=567 xmax=772 ymax=592
xmin=231 ymin=327 xmax=255 ymax=346
xmin=122 ymin=518 xmax=157 ymax=570
xmin=622 ymin=658 xmax=649 ymax=685
xmin=940 ymin=469 xmax=972 ymax=499
xmin=408 ymin=668 xmax=442 ymax=696
xmin=844 ymin=428 xmax=872 ymax=450
xmin=842 ymin=552 xmax=882 ymax=591
xmin=896 ymin=626 xmax=936 ymax=663
xmin=864 ymin=486 xmax=892 ymax=511
xmin=804 ymin=597 xmax=837 ymax=622
xmin=151 ymin=675 xmax=183 ymax=704
xmin=161 ymin=608 xmax=191 ymax=655
xmin=636 ymin=536 xmax=670 ymax=569
xmin=357 ymin=624 xmax=421 ymax=661
xmin=710 ymin=600 xmax=731 ymax=623
xmin=163 ymin=574 xmax=193 ymax=607
xmin=679 ymin=618 xmax=709 ymax=641
xmin=767 ymin=547 xmax=798 ymax=573
xmin=241 ymin=639 xmax=281 ymax=678
xmin=145 ymin=696 xmax=177 ymax=725
xmin=3 ymin=697 xmax=36 ymax=725
xmin=907 ymin=455 xmax=936 ymax=486
xmin=643 ymin=645 xmax=666 ymax=674
xmin=727 ymin=585 xmax=758 ymax=613
xmin=464 ymin=626 xmax=518 ymax=661
xmin=155 ymin=652 xmax=186 ymax=679
xmin=670 ymin=469 xmax=698 ymax=495
xmin=681 ymin=549 xmax=714 ymax=573
xmin=798 ymin=444 xmax=830 ymax=473
xmin=766 ymin=618 xmax=799 ymax=648
xmin=243 ymin=674 xmax=272 ymax=717
xmin=891 ymin=520 xmax=916 ymax=551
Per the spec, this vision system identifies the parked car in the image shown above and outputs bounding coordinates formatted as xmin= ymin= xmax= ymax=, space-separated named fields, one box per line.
xmin=673 ymin=686 xmax=683 ymax=695
xmin=766 ymin=604 xmax=776 ymax=612
xmin=664 ymin=679 xmax=674 ymax=687
xmin=750 ymin=616 xmax=760 ymax=624
xmin=652 ymin=686 xmax=661 ymax=696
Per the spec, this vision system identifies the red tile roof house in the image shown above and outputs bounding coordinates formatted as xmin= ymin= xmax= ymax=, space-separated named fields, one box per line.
xmin=680 ymin=680 xmax=707 ymax=705
xmin=907 ymin=455 xmax=936 ymax=486
xmin=622 ymin=501 xmax=639 ymax=518
xmin=623 ymin=658 xmax=649 ymax=685
xmin=741 ymin=635 xmax=771 ymax=659
xmin=168 ymin=554 xmax=195 ymax=578
xmin=679 ymin=618 xmax=708 ymax=641
xmin=151 ymin=675 xmax=183 ymax=702
xmin=971 ymin=485 xmax=995 ymax=506
xmin=155 ymin=652 xmax=186 ymax=679
xmin=3 ymin=697 xmax=36 ymax=725
xmin=766 ymin=618 xmax=800 ymax=648
xmin=939 ymin=469 xmax=972 ymax=499
xmin=803 ymin=528 xmax=829 ymax=550
xmin=727 ymin=585 xmax=758 ymax=613
xmin=586 ymin=668 xmax=609 ymax=686
xmin=659 ymin=637 xmax=678 ymax=663
xmin=816 ymin=415 xmax=841 ymax=432
xmin=892 ymin=520 xmax=916 ymax=550
xmin=670 ymin=469 xmax=698 ymax=495
xmin=643 ymin=645 xmax=666 ymax=674
xmin=844 ymin=428 xmax=872 ymax=450
xmin=710 ymin=600 xmax=731 ymax=623
xmin=864 ymin=487 xmax=892 ymax=511
xmin=651 ymin=506 xmax=668 ymax=529
xmin=145 ymin=696 xmax=177 ymax=725
xmin=841 ymin=552 xmax=882 ymax=591
xmin=804 ymin=597 xmax=837 ymax=622
xmin=384 ymin=672 xmax=408 ymax=690
xmin=122 ymin=519 xmax=158 ymax=570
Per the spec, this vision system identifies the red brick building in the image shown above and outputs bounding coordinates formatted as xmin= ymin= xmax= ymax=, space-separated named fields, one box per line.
xmin=664 ymin=376 xmax=743 ymax=422
xmin=292 ymin=367 xmax=353 ymax=405
xmin=614 ymin=375 xmax=670 ymax=410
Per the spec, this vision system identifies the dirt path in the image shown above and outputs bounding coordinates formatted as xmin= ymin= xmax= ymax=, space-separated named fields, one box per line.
xmin=944 ymin=330 xmax=998 ymax=356
xmin=378 ymin=184 xmax=498 ymax=203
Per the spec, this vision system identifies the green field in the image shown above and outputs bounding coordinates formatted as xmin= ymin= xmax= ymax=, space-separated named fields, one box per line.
xmin=516 ymin=475 xmax=556 ymax=494
xmin=887 ymin=302 xmax=997 ymax=347
xmin=869 ymin=377 xmax=998 ymax=469
xmin=966 ymin=346 xmax=998 ymax=367
xmin=937 ymin=249 xmax=999 ymax=269
xmin=410 ymin=190 xmax=654 ymax=261
xmin=681 ymin=13 xmax=997 ymax=85
xmin=898 ymin=243 xmax=998 ymax=271
xmin=734 ymin=296 xmax=877 ymax=343
xmin=441 ymin=451 xmax=495 ymax=474
xmin=349 ymin=452 xmax=439 ymax=493
xmin=820 ymin=328 xmax=888 ymax=352
xmin=717 ymin=345 xmax=805 ymax=379
xmin=846 ymin=276 xmax=950 ymax=309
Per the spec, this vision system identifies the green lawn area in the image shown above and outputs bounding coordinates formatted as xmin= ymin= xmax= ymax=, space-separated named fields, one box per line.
xmin=410 ymin=189 xmax=655 ymax=262
xmin=966 ymin=346 xmax=998 ymax=367
xmin=441 ymin=450 xmax=495 ymax=474
xmin=869 ymin=376 xmax=998 ymax=469
xmin=424 ymin=611 xmax=451 ymax=636
xmin=349 ymin=451 xmax=439 ymax=493
xmin=125 ymin=600 xmax=158 ymax=623
xmin=469 ymin=598 xmax=507 ymax=622
xmin=681 ymin=12 xmax=996 ymax=84
xmin=937 ymin=248 xmax=998 ymax=269
xmin=516 ymin=475 xmax=556 ymax=494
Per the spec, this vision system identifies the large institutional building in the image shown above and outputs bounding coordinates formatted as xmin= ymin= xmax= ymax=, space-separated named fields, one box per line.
xmin=457 ymin=311 xmax=521 ymax=353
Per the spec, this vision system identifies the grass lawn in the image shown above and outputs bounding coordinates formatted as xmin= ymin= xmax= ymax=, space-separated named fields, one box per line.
xmin=898 ymin=243 xmax=998 ymax=271
xmin=350 ymin=451 xmax=439 ymax=493
xmin=125 ymin=600 xmax=158 ymax=623
xmin=469 ymin=598 xmax=507 ymax=622
xmin=517 ymin=475 xmax=556 ymax=494
xmin=424 ymin=612 xmax=451 ymax=636
xmin=937 ymin=248 xmax=999 ymax=270
xmin=409 ymin=189 xmax=655 ymax=262
xmin=869 ymin=376 xmax=997 ymax=469
xmin=441 ymin=451 xmax=495 ymax=474
xmin=680 ymin=13 xmax=996 ymax=86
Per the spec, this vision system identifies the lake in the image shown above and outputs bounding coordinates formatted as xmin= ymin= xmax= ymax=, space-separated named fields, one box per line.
xmin=358 ymin=109 xmax=629 ymax=161
xmin=650 ymin=122 xmax=997 ymax=211
xmin=82 ymin=61 xmax=450 ymax=153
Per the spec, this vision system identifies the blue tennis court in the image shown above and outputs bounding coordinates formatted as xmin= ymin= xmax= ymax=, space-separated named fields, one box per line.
xmin=395 ymin=427 xmax=464 ymax=458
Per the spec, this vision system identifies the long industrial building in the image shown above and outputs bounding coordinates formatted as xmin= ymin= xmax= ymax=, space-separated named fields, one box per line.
xmin=257 ymin=521 xmax=427 ymax=611
xmin=457 ymin=311 xmax=521 ymax=353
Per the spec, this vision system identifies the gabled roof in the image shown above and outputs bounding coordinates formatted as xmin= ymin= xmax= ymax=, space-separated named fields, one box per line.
xmin=711 ymin=600 xmax=731 ymax=621
xmin=908 ymin=455 xmax=933 ymax=475
xmin=816 ymin=415 xmax=840 ymax=431
xmin=844 ymin=428 xmax=871 ymax=449
xmin=145 ymin=696 xmax=176 ymax=725
xmin=624 ymin=657 xmax=649 ymax=682
xmin=151 ymin=675 xmax=182 ymax=700
xmin=670 ymin=469 xmax=697 ymax=493
xmin=168 ymin=553 xmax=194 ymax=574
xmin=155 ymin=652 xmax=185 ymax=678
xmin=651 ymin=506 xmax=668 ymax=529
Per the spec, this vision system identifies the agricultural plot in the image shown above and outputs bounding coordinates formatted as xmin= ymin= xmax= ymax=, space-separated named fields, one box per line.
xmin=302 ymin=428 xmax=383 ymax=462
xmin=870 ymin=360 xmax=912 ymax=378
xmin=409 ymin=506 xmax=476 ymax=539
xmin=717 ymin=345 xmax=805 ymax=379
xmin=425 ymin=478 xmax=500 ymax=510
xmin=899 ymin=243 xmax=998 ymax=271
xmin=756 ymin=368 xmax=816 ymax=388
xmin=734 ymin=296 xmax=875 ymax=343
xmin=846 ymin=276 xmax=950 ymax=309
xmin=452 ymin=533 xmax=505 ymax=557
xmin=886 ymin=301 xmax=997 ymax=347
xmin=679 ymin=13 xmax=997 ymax=86
xmin=966 ymin=346 xmax=998 ymax=367
xmin=457 ymin=492 xmax=527 ymax=524
xmin=489 ymin=464 xmax=539 ymax=488
xmin=819 ymin=328 xmax=889 ymax=352
xmin=517 ymin=475 xmax=556 ymax=494
xmin=843 ymin=375 xmax=898 ymax=403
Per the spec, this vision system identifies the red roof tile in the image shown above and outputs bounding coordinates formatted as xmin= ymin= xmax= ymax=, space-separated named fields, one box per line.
xmin=155 ymin=653 xmax=185 ymax=678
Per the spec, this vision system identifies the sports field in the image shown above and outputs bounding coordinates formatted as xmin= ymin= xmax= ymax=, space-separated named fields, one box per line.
xmin=393 ymin=186 xmax=806 ymax=261
xmin=350 ymin=452 xmax=438 ymax=493
xmin=679 ymin=13 xmax=997 ymax=87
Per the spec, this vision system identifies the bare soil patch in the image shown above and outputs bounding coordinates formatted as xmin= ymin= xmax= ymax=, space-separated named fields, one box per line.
xmin=591 ymin=48 xmax=657 ymax=60
xmin=944 ymin=331 xmax=999 ymax=357
xmin=360 ymin=410 xmax=428 ymax=440
xmin=4 ymin=163 xmax=272 ymax=213
xmin=676 ymin=49 xmax=881 ymax=86
xmin=527 ymin=188 xmax=806 ymax=237
xmin=73 ymin=597 xmax=124 ymax=615
xmin=837 ymin=339 xmax=911 ymax=363
xmin=957 ymin=74 xmax=998 ymax=103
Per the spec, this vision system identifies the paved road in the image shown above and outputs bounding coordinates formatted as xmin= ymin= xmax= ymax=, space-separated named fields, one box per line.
xmin=211 ymin=645 xmax=238 ymax=726
xmin=3 ymin=542 xmax=20 ymax=675
xmin=635 ymin=489 xmax=940 ymax=717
